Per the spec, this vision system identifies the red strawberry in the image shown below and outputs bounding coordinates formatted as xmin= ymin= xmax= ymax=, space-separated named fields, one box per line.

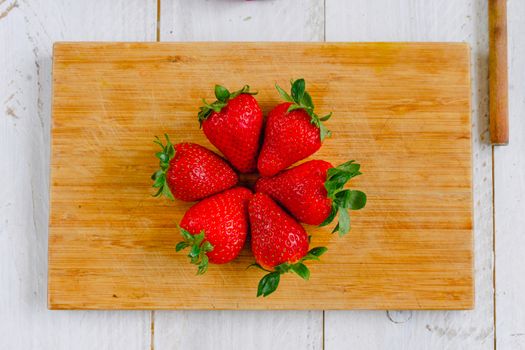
xmin=151 ymin=134 xmax=238 ymax=202
xmin=257 ymin=78 xmax=332 ymax=177
xmin=256 ymin=160 xmax=367 ymax=236
xmin=176 ymin=187 xmax=252 ymax=274
xmin=198 ymin=85 xmax=263 ymax=173
xmin=249 ymin=193 xmax=327 ymax=297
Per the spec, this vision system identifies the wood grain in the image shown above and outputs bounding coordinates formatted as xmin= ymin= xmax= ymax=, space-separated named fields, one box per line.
xmin=489 ymin=0 xmax=509 ymax=145
xmin=49 ymin=42 xmax=472 ymax=310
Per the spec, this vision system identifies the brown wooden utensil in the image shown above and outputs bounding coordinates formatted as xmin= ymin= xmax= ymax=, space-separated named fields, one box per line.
xmin=489 ymin=0 xmax=509 ymax=145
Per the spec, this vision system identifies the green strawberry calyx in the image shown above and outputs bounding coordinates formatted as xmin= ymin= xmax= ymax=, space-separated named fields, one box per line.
xmin=175 ymin=227 xmax=214 ymax=275
xmin=151 ymin=134 xmax=176 ymax=201
xmin=275 ymin=78 xmax=332 ymax=141
xmin=319 ymin=160 xmax=367 ymax=237
xmin=249 ymin=246 xmax=328 ymax=297
xmin=198 ymin=84 xmax=258 ymax=126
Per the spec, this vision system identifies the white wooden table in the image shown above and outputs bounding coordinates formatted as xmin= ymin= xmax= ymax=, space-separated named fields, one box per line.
xmin=1 ymin=1 xmax=523 ymax=349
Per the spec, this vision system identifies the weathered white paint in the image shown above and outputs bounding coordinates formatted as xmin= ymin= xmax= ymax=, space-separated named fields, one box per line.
xmin=495 ymin=0 xmax=525 ymax=348
xmin=324 ymin=0 xmax=494 ymax=349
xmin=154 ymin=310 xmax=323 ymax=350
xmin=0 ymin=1 xmax=156 ymax=349
xmin=160 ymin=0 xmax=324 ymax=42
xmin=154 ymin=1 xmax=324 ymax=349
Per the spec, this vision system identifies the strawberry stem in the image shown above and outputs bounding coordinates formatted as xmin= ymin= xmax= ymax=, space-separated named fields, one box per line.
xmin=175 ymin=227 xmax=214 ymax=275
xmin=151 ymin=134 xmax=176 ymax=200
xmin=319 ymin=161 xmax=367 ymax=237
xmin=253 ymin=246 xmax=327 ymax=297
xmin=198 ymin=84 xmax=257 ymax=126
xmin=275 ymin=78 xmax=332 ymax=141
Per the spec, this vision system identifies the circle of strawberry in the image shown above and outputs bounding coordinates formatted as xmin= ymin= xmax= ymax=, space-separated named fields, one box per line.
xmin=198 ymin=85 xmax=263 ymax=173
xmin=176 ymin=187 xmax=252 ymax=274
xmin=248 ymin=193 xmax=327 ymax=297
xmin=257 ymin=78 xmax=332 ymax=177
xmin=151 ymin=134 xmax=238 ymax=202
xmin=256 ymin=159 xmax=367 ymax=236
xmin=157 ymin=78 xmax=367 ymax=298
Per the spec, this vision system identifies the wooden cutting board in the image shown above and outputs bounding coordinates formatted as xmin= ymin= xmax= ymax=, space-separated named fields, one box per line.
xmin=49 ymin=42 xmax=472 ymax=310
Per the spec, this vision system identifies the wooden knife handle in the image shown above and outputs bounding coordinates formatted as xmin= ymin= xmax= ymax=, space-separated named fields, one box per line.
xmin=489 ymin=0 xmax=509 ymax=145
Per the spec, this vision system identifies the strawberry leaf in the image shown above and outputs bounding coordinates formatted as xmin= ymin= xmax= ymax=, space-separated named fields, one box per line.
xmin=151 ymin=134 xmax=176 ymax=200
xmin=197 ymin=255 xmax=209 ymax=275
xmin=193 ymin=231 xmax=205 ymax=246
xmin=152 ymin=173 xmax=165 ymax=188
xmin=179 ymin=227 xmax=193 ymax=241
xmin=214 ymin=85 xmax=230 ymax=102
xmin=274 ymin=263 xmax=291 ymax=274
xmin=334 ymin=190 xmax=351 ymax=208
xmin=276 ymin=78 xmax=332 ymax=141
xmin=175 ymin=241 xmax=189 ymax=252
xmin=152 ymin=187 xmax=163 ymax=197
xmin=319 ymin=122 xmax=331 ymax=141
xmin=291 ymin=263 xmax=310 ymax=280
xmin=337 ymin=209 xmax=351 ymax=237
xmin=286 ymin=104 xmax=308 ymax=114
xmin=302 ymin=253 xmax=320 ymax=261
xmin=308 ymin=247 xmax=328 ymax=257
xmin=300 ymin=91 xmax=314 ymax=110
xmin=161 ymin=185 xmax=174 ymax=200
xmin=319 ymin=112 xmax=332 ymax=121
xmin=198 ymin=84 xmax=257 ymax=125
xmin=302 ymin=246 xmax=329 ymax=261
xmin=321 ymin=161 xmax=367 ymax=235
xmin=332 ymin=160 xmax=360 ymax=174
xmin=257 ymin=272 xmax=281 ymax=297
xmin=254 ymin=245 xmax=327 ymax=297
xmin=275 ymin=83 xmax=294 ymax=102
xmin=291 ymin=78 xmax=305 ymax=102
xmin=229 ymin=85 xmax=257 ymax=99
xmin=175 ymin=228 xmax=214 ymax=274
xmin=348 ymin=190 xmax=367 ymax=210
xmin=189 ymin=245 xmax=200 ymax=262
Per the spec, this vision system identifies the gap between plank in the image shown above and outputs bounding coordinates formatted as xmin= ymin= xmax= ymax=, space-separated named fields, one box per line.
xmin=492 ymin=146 xmax=497 ymax=349
xmin=150 ymin=310 xmax=155 ymax=350
xmin=322 ymin=1 xmax=326 ymax=349
xmin=322 ymin=310 xmax=326 ymax=350
xmin=156 ymin=0 xmax=161 ymax=41
xmin=151 ymin=2 xmax=160 ymax=348
xmin=323 ymin=0 xmax=326 ymax=42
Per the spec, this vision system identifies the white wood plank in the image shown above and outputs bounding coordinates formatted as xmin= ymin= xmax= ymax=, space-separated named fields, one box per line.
xmin=324 ymin=1 xmax=494 ymax=349
xmin=0 ymin=1 xmax=156 ymax=349
xmin=495 ymin=0 xmax=525 ymax=348
xmin=160 ymin=0 xmax=324 ymax=42
xmin=155 ymin=1 xmax=324 ymax=349
xmin=154 ymin=310 xmax=322 ymax=350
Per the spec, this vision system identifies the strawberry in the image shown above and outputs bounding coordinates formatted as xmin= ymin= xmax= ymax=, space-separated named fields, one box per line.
xmin=257 ymin=78 xmax=332 ymax=177
xmin=176 ymin=187 xmax=252 ymax=274
xmin=248 ymin=193 xmax=327 ymax=297
xmin=256 ymin=160 xmax=367 ymax=236
xmin=198 ymin=85 xmax=263 ymax=173
xmin=151 ymin=134 xmax=238 ymax=202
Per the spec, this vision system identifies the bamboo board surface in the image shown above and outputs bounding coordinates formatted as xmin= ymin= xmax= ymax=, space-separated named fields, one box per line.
xmin=49 ymin=42 xmax=472 ymax=310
